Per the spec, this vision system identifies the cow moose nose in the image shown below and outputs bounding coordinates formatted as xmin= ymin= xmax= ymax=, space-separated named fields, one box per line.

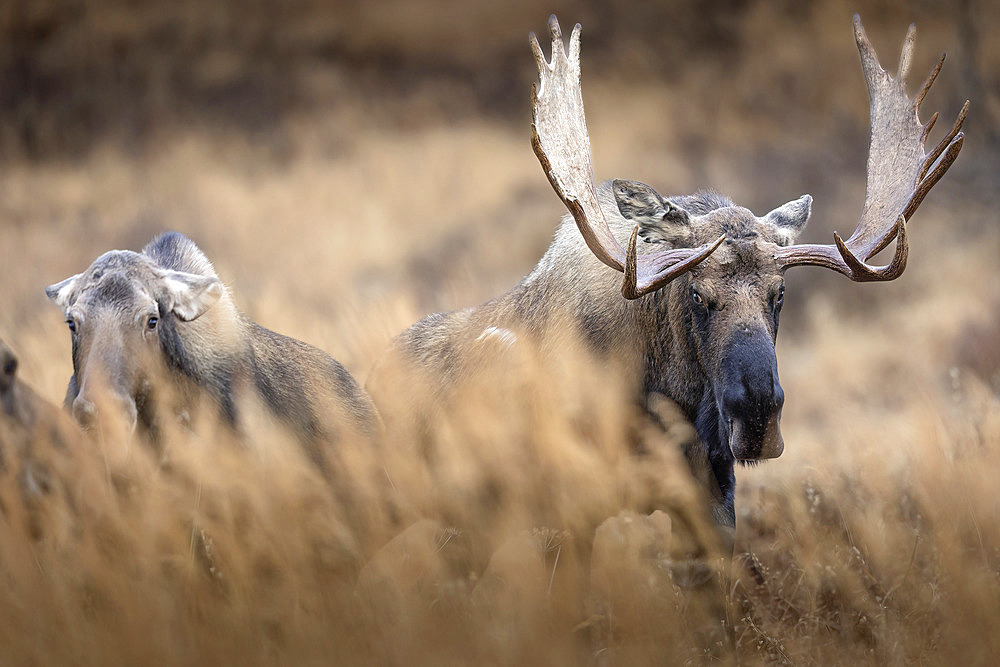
xmin=72 ymin=397 xmax=97 ymax=428
xmin=72 ymin=394 xmax=138 ymax=432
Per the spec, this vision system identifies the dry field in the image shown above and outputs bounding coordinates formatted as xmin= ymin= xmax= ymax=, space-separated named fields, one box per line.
xmin=0 ymin=0 xmax=998 ymax=664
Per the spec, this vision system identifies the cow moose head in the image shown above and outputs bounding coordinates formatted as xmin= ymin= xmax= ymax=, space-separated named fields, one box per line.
xmin=46 ymin=249 xmax=224 ymax=432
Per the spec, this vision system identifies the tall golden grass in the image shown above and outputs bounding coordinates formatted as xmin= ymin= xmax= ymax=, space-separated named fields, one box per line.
xmin=1 ymin=0 xmax=998 ymax=664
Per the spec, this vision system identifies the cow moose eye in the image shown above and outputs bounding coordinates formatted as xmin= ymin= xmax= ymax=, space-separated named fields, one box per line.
xmin=66 ymin=319 xmax=76 ymax=333
xmin=147 ymin=316 xmax=158 ymax=330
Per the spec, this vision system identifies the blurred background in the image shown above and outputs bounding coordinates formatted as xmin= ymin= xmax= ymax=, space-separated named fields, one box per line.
xmin=2 ymin=0 xmax=998 ymax=495
xmin=1 ymin=0 xmax=998 ymax=662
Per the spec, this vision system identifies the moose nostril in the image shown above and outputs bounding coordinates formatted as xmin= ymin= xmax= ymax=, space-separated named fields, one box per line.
xmin=721 ymin=386 xmax=748 ymax=415
xmin=773 ymin=383 xmax=785 ymax=409
xmin=72 ymin=398 xmax=97 ymax=426
xmin=117 ymin=397 xmax=138 ymax=433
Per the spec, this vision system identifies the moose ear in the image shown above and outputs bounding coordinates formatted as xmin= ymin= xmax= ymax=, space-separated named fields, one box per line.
xmin=613 ymin=179 xmax=692 ymax=245
xmin=613 ymin=179 xmax=667 ymax=221
xmin=45 ymin=274 xmax=82 ymax=310
xmin=160 ymin=270 xmax=224 ymax=321
xmin=763 ymin=194 xmax=812 ymax=246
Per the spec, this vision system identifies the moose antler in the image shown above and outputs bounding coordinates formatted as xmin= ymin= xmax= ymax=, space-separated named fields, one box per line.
xmin=774 ymin=15 xmax=967 ymax=280
xmin=529 ymin=16 xmax=724 ymax=299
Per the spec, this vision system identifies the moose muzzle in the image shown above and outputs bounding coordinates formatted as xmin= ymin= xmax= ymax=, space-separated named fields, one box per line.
xmin=717 ymin=330 xmax=785 ymax=461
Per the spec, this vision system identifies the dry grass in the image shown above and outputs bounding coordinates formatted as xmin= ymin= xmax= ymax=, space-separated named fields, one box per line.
xmin=1 ymin=0 xmax=998 ymax=664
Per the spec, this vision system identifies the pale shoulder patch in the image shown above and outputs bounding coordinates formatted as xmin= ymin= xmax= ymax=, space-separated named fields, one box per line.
xmin=476 ymin=326 xmax=518 ymax=348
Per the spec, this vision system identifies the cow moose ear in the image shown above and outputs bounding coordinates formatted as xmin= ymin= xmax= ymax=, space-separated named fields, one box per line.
xmin=763 ymin=194 xmax=812 ymax=246
xmin=45 ymin=273 xmax=82 ymax=310
xmin=613 ymin=179 xmax=692 ymax=245
xmin=160 ymin=270 xmax=224 ymax=321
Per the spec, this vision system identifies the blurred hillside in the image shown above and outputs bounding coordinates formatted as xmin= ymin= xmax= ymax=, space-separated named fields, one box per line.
xmin=3 ymin=0 xmax=998 ymax=158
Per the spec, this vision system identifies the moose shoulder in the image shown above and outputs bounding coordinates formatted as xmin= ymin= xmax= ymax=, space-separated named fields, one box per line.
xmin=367 ymin=16 xmax=966 ymax=528
xmin=46 ymin=232 xmax=380 ymax=464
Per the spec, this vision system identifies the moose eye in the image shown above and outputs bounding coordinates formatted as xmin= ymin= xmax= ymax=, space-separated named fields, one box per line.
xmin=774 ymin=286 xmax=785 ymax=309
xmin=147 ymin=316 xmax=158 ymax=330
xmin=691 ymin=287 xmax=704 ymax=306
xmin=66 ymin=319 xmax=77 ymax=333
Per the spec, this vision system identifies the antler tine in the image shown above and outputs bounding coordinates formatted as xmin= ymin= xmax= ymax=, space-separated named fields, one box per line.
xmin=775 ymin=15 xmax=967 ymax=281
xmin=567 ymin=17 xmax=581 ymax=64
xmin=916 ymin=53 xmax=945 ymax=108
xmin=528 ymin=29 xmax=546 ymax=71
xmin=854 ymin=14 xmax=884 ymax=83
xmin=834 ymin=216 xmax=909 ymax=281
xmin=920 ymin=100 xmax=968 ymax=181
xmin=530 ymin=15 xmax=722 ymax=297
xmin=921 ymin=111 xmax=939 ymax=143
xmin=909 ymin=132 xmax=964 ymax=217
xmin=897 ymin=23 xmax=916 ymax=82
xmin=623 ymin=228 xmax=726 ymax=299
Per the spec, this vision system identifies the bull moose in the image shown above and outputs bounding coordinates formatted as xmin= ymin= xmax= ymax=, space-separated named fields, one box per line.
xmin=367 ymin=16 xmax=966 ymax=528
xmin=46 ymin=232 xmax=380 ymax=466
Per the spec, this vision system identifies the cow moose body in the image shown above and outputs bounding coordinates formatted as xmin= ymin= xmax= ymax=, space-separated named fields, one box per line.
xmin=46 ymin=232 xmax=380 ymax=465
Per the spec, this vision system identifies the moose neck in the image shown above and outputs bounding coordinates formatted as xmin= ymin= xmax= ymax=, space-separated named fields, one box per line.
xmin=632 ymin=282 xmax=738 ymax=526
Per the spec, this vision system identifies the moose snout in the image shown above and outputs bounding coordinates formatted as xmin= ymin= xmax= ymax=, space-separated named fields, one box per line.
xmin=73 ymin=393 xmax=138 ymax=433
xmin=718 ymin=332 xmax=785 ymax=460
xmin=719 ymin=375 xmax=783 ymax=429
xmin=72 ymin=396 xmax=97 ymax=427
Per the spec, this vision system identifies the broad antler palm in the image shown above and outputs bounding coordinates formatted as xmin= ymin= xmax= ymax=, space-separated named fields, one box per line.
xmin=774 ymin=15 xmax=967 ymax=281
xmin=529 ymin=15 xmax=966 ymax=293
xmin=529 ymin=16 xmax=724 ymax=299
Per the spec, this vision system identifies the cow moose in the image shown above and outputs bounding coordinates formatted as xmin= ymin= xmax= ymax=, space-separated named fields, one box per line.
xmin=1 ymin=336 xmax=78 ymax=445
xmin=367 ymin=16 xmax=966 ymax=529
xmin=0 ymin=336 xmax=94 ymax=541
xmin=1 ymin=337 xmax=24 ymax=428
xmin=45 ymin=232 xmax=380 ymax=466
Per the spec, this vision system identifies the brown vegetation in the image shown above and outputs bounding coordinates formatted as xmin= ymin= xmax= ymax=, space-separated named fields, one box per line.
xmin=0 ymin=0 xmax=997 ymax=664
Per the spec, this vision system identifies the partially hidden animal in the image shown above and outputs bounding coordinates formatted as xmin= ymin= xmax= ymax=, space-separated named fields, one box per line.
xmin=45 ymin=232 xmax=380 ymax=464
xmin=366 ymin=16 xmax=966 ymax=528
xmin=0 ymin=335 xmax=92 ymax=541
